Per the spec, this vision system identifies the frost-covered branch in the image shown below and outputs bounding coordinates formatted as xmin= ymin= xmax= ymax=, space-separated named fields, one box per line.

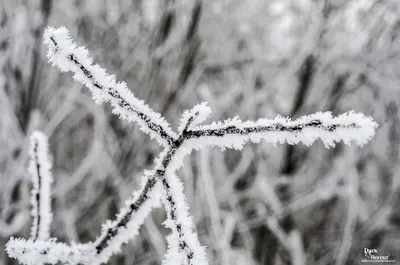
xmin=161 ymin=169 xmax=207 ymax=265
xmin=29 ymin=131 xmax=53 ymax=241
xmin=92 ymin=170 xmax=163 ymax=263
xmin=185 ymin=109 xmax=377 ymax=149
xmin=6 ymin=238 xmax=96 ymax=265
xmin=6 ymin=26 xmax=378 ymax=265
xmin=43 ymin=27 xmax=177 ymax=147
xmin=6 ymin=166 xmax=163 ymax=265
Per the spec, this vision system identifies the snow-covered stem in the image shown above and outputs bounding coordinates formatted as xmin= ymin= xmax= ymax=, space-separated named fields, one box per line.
xmin=29 ymin=131 xmax=53 ymax=241
xmin=185 ymin=111 xmax=377 ymax=149
xmin=92 ymin=170 xmax=163 ymax=263
xmin=6 ymin=238 xmax=96 ymax=265
xmin=161 ymin=160 xmax=207 ymax=265
xmin=43 ymin=27 xmax=177 ymax=147
xmin=6 ymin=26 xmax=378 ymax=265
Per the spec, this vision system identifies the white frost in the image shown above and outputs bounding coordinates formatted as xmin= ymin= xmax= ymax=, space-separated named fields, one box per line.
xmin=161 ymin=166 xmax=208 ymax=265
xmin=43 ymin=27 xmax=177 ymax=147
xmin=190 ymin=111 xmax=378 ymax=150
xmin=6 ymin=238 xmax=96 ymax=265
xmin=29 ymin=131 xmax=53 ymax=241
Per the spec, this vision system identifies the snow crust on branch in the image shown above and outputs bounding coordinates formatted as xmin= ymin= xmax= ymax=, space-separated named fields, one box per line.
xmin=187 ymin=111 xmax=378 ymax=150
xmin=29 ymin=131 xmax=53 ymax=241
xmin=161 ymin=168 xmax=207 ymax=265
xmin=178 ymin=102 xmax=212 ymax=133
xmin=43 ymin=27 xmax=177 ymax=147
xmin=6 ymin=238 xmax=96 ymax=265
xmin=92 ymin=171 xmax=163 ymax=264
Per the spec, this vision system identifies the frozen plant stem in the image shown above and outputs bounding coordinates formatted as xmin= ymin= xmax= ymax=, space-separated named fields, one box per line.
xmin=29 ymin=131 xmax=53 ymax=242
xmin=6 ymin=27 xmax=378 ymax=265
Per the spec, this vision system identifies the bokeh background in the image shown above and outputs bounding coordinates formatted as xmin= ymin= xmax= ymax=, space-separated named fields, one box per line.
xmin=1 ymin=0 xmax=400 ymax=264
